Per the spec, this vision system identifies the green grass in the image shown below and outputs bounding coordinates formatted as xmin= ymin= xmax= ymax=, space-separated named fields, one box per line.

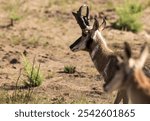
xmin=112 ymin=0 xmax=143 ymax=33
xmin=3 ymin=0 xmax=24 ymax=21
xmin=4 ymin=88 xmax=34 ymax=104
xmin=0 ymin=71 xmax=49 ymax=104
xmin=64 ymin=65 xmax=76 ymax=74
xmin=22 ymin=55 xmax=44 ymax=87
xmin=0 ymin=69 xmax=34 ymax=104
xmin=27 ymin=36 xmax=40 ymax=47
xmin=51 ymin=96 xmax=66 ymax=104
xmin=0 ymin=87 xmax=48 ymax=104
xmin=10 ymin=35 xmax=21 ymax=45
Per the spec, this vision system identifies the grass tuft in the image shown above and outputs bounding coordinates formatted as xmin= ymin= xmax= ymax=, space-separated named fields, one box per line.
xmin=3 ymin=0 xmax=25 ymax=21
xmin=63 ymin=65 xmax=76 ymax=74
xmin=0 ymin=69 xmax=34 ymax=104
xmin=22 ymin=55 xmax=44 ymax=87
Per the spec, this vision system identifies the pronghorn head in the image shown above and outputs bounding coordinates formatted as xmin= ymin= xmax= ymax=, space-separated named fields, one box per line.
xmin=104 ymin=42 xmax=149 ymax=93
xmin=70 ymin=5 xmax=106 ymax=52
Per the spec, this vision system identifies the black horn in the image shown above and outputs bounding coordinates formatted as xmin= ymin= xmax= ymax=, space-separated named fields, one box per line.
xmin=83 ymin=6 xmax=90 ymax=26
xmin=99 ymin=17 xmax=106 ymax=31
xmin=78 ymin=5 xmax=83 ymax=16
xmin=84 ymin=5 xmax=90 ymax=26
xmin=72 ymin=5 xmax=90 ymax=29
xmin=86 ymin=5 xmax=89 ymax=18
xmin=102 ymin=17 xmax=106 ymax=27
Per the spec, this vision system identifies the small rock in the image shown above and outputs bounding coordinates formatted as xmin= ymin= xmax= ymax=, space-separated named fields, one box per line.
xmin=10 ymin=58 xmax=19 ymax=64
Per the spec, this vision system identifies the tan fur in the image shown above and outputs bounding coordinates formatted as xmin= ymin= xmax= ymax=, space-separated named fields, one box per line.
xmin=125 ymin=68 xmax=150 ymax=103
xmin=89 ymin=31 xmax=115 ymax=79
xmin=134 ymin=69 xmax=150 ymax=95
xmin=104 ymin=43 xmax=150 ymax=103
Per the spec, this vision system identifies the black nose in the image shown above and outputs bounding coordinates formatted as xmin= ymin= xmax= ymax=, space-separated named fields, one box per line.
xmin=69 ymin=44 xmax=74 ymax=51
xmin=69 ymin=45 xmax=72 ymax=50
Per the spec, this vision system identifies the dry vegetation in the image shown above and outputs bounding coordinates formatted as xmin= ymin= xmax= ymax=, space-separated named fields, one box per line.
xmin=0 ymin=0 xmax=150 ymax=104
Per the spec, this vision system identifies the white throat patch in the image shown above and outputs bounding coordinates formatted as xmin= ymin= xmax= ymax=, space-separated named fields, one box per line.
xmin=92 ymin=30 xmax=107 ymax=47
xmin=103 ymin=59 xmax=111 ymax=78
xmin=91 ymin=45 xmax=99 ymax=59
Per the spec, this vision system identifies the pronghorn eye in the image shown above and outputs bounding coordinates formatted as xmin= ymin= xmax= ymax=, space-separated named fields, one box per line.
xmin=83 ymin=30 xmax=89 ymax=34
xmin=85 ymin=30 xmax=89 ymax=34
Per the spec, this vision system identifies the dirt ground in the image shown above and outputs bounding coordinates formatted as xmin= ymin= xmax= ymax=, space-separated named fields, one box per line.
xmin=0 ymin=0 xmax=150 ymax=104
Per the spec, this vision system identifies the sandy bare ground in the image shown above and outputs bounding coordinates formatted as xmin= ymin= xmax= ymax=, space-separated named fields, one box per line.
xmin=0 ymin=0 xmax=150 ymax=103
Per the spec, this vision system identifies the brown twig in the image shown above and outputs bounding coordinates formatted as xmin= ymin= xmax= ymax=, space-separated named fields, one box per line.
xmin=0 ymin=19 xmax=14 ymax=29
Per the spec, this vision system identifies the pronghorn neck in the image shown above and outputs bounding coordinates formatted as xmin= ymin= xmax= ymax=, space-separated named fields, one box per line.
xmin=89 ymin=30 xmax=113 ymax=55
xmin=92 ymin=30 xmax=111 ymax=51
xmin=89 ymin=31 xmax=116 ymax=82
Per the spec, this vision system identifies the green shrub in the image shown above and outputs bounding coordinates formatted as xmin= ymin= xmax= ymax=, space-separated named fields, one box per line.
xmin=112 ymin=0 xmax=143 ymax=33
xmin=22 ymin=55 xmax=44 ymax=87
xmin=64 ymin=65 xmax=76 ymax=74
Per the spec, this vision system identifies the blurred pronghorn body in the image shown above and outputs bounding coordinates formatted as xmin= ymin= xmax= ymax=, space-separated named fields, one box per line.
xmin=104 ymin=42 xmax=150 ymax=103
xmin=70 ymin=5 xmax=128 ymax=104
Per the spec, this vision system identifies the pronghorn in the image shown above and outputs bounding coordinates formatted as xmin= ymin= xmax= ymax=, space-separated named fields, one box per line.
xmin=104 ymin=42 xmax=150 ymax=104
xmin=70 ymin=5 xmax=128 ymax=104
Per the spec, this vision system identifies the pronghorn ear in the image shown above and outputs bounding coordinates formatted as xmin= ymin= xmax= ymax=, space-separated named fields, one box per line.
xmin=72 ymin=12 xmax=77 ymax=17
xmin=124 ymin=42 xmax=132 ymax=59
xmin=138 ymin=43 xmax=149 ymax=68
xmin=93 ymin=17 xmax=99 ymax=30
